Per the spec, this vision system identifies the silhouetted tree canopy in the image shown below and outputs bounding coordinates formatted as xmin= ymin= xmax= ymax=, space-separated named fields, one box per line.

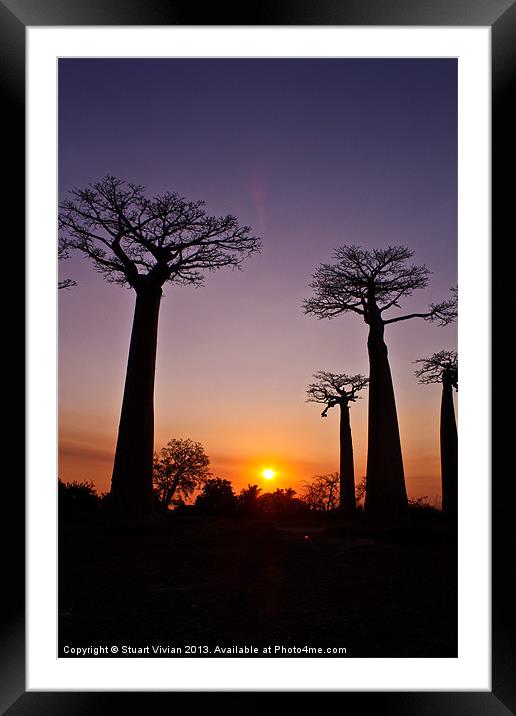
xmin=153 ymin=438 xmax=211 ymax=510
xmin=302 ymin=473 xmax=340 ymax=511
xmin=238 ymin=484 xmax=263 ymax=515
xmin=195 ymin=477 xmax=237 ymax=514
xmin=303 ymin=245 xmax=457 ymax=326
xmin=237 ymin=486 xmax=305 ymax=517
xmin=302 ymin=473 xmax=368 ymax=512
xmin=355 ymin=477 xmax=367 ymax=506
xmin=414 ymin=350 xmax=458 ymax=389
xmin=259 ymin=488 xmax=304 ymax=516
xmin=307 ymin=371 xmax=369 ymax=417
xmin=59 ymin=175 xmax=261 ymax=290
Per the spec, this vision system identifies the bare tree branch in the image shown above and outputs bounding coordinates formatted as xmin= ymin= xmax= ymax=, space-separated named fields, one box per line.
xmin=303 ymin=245 xmax=456 ymax=329
xmin=58 ymin=278 xmax=77 ymax=290
xmin=384 ymin=287 xmax=458 ymax=326
xmin=414 ymin=350 xmax=458 ymax=389
xmin=58 ymin=238 xmax=77 ymax=290
xmin=301 ymin=472 xmax=340 ymax=511
xmin=59 ymin=175 xmax=261 ymax=290
xmin=307 ymin=371 xmax=369 ymax=416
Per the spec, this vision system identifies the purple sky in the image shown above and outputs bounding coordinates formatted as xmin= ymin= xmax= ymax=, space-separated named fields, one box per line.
xmin=58 ymin=58 xmax=457 ymax=500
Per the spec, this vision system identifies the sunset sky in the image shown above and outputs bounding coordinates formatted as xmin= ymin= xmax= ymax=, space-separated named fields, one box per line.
xmin=58 ymin=58 xmax=457 ymax=501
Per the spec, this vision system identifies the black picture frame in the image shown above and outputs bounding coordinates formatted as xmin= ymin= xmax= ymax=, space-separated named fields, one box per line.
xmin=2 ymin=0 xmax=512 ymax=710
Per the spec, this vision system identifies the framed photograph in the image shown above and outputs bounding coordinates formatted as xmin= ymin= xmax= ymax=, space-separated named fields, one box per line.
xmin=2 ymin=0 xmax=512 ymax=709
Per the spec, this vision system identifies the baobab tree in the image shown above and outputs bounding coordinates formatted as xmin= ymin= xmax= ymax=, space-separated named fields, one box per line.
xmin=306 ymin=371 xmax=368 ymax=515
xmin=415 ymin=350 xmax=458 ymax=520
xmin=153 ymin=438 xmax=211 ymax=510
xmin=304 ymin=246 xmax=457 ymax=521
xmin=59 ymin=176 xmax=260 ymax=517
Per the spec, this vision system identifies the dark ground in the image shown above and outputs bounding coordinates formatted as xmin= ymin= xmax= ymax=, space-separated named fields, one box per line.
xmin=59 ymin=512 xmax=457 ymax=658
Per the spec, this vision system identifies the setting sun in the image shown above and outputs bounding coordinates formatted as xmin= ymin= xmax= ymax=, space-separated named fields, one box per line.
xmin=262 ymin=468 xmax=276 ymax=480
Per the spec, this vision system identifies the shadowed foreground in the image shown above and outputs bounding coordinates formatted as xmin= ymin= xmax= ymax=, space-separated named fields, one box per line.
xmin=59 ymin=514 xmax=457 ymax=657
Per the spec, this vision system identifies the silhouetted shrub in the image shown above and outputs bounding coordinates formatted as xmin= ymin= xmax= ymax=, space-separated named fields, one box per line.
xmin=407 ymin=496 xmax=442 ymax=522
xmin=58 ymin=479 xmax=101 ymax=513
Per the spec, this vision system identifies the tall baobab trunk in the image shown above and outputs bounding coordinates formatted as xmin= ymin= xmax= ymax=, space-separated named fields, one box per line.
xmin=364 ymin=318 xmax=408 ymax=521
xmin=110 ymin=282 xmax=162 ymax=518
xmin=440 ymin=375 xmax=458 ymax=521
xmin=339 ymin=402 xmax=356 ymax=515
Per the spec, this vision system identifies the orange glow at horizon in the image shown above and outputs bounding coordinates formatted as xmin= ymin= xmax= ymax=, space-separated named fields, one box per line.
xmin=59 ymin=395 xmax=450 ymax=503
